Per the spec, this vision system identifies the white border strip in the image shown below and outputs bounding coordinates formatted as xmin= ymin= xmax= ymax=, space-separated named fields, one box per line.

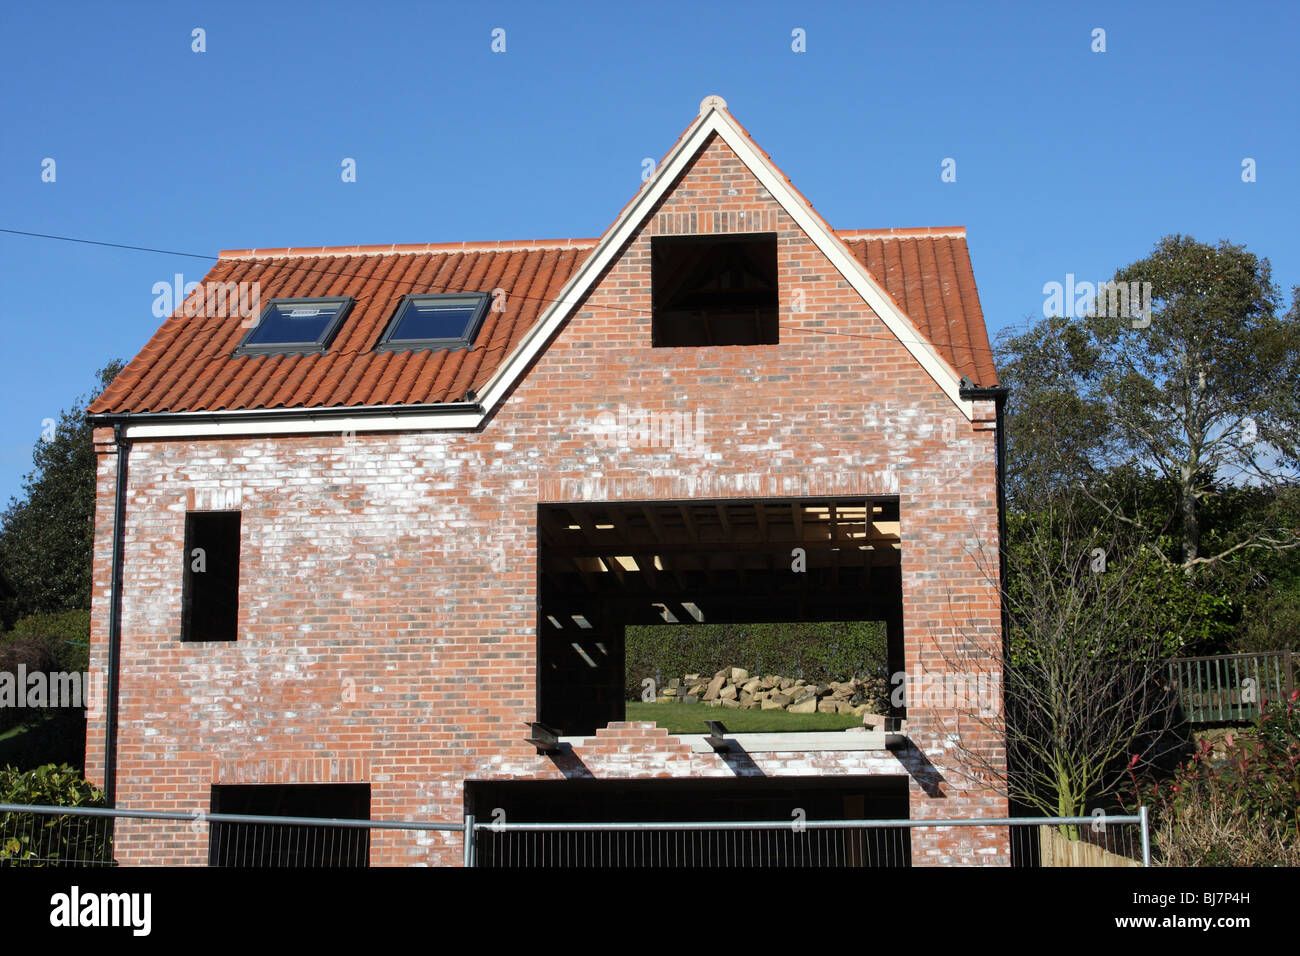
xmin=123 ymin=411 xmax=482 ymax=439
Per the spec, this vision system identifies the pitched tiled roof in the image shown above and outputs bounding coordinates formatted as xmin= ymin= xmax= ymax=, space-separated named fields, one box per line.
xmin=839 ymin=228 xmax=998 ymax=387
xmin=91 ymin=241 xmax=595 ymax=414
xmin=89 ymin=229 xmax=995 ymax=416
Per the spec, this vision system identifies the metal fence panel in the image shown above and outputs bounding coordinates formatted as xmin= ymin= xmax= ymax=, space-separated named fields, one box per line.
xmin=471 ymin=815 xmax=1149 ymax=868
xmin=0 ymin=807 xmax=115 ymax=866
xmin=474 ymin=823 xmax=912 ymax=867
xmin=0 ymin=803 xmax=463 ymax=868
xmin=0 ymin=804 xmax=1147 ymax=867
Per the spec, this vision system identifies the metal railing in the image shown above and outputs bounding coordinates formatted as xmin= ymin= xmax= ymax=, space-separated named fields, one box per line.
xmin=468 ymin=817 xmax=911 ymax=867
xmin=0 ymin=803 xmax=115 ymax=866
xmin=467 ymin=812 xmax=1150 ymax=868
xmin=1167 ymin=650 xmax=1297 ymax=724
xmin=0 ymin=803 xmax=466 ymax=867
xmin=1 ymin=803 xmax=1148 ymax=867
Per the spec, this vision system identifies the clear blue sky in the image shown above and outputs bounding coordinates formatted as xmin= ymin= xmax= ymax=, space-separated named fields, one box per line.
xmin=1 ymin=1 xmax=1297 ymax=506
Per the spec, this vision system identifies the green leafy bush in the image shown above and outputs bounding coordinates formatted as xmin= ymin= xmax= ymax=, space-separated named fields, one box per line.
xmin=1234 ymin=581 xmax=1300 ymax=654
xmin=0 ymin=610 xmax=92 ymax=746
xmin=1121 ymin=547 xmax=1236 ymax=657
xmin=624 ymin=620 xmax=887 ymax=701
xmin=1127 ymin=692 xmax=1300 ymax=865
xmin=0 ymin=763 xmax=110 ymax=865
xmin=0 ymin=762 xmax=102 ymax=805
xmin=1004 ymin=521 xmax=1235 ymax=666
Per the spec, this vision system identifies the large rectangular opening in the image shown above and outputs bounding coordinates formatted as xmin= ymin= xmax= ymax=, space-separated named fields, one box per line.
xmin=208 ymin=783 xmax=370 ymax=867
xmin=467 ymin=776 xmax=910 ymax=867
xmin=537 ymin=497 xmax=903 ymax=737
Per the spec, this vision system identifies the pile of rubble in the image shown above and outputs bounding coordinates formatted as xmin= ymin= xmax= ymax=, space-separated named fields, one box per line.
xmin=651 ymin=667 xmax=889 ymax=724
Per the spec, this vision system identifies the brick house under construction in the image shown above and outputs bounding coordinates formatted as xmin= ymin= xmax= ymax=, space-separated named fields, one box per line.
xmin=86 ymin=96 xmax=1008 ymax=866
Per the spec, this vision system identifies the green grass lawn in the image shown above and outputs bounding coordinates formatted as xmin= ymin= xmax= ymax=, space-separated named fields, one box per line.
xmin=624 ymin=701 xmax=862 ymax=734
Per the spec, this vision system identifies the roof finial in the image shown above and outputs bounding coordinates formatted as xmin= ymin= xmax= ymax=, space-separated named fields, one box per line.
xmin=699 ymin=95 xmax=727 ymax=116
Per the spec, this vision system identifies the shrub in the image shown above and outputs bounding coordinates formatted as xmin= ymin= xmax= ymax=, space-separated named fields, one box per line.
xmin=1126 ymin=692 xmax=1300 ymax=865
xmin=1233 ymin=583 xmax=1300 ymax=654
xmin=4 ymin=609 xmax=91 ymax=672
xmin=0 ymin=611 xmax=92 ymax=763
xmin=0 ymin=761 xmax=103 ymax=806
xmin=0 ymin=638 xmax=58 ymax=734
xmin=0 ymin=763 xmax=110 ymax=865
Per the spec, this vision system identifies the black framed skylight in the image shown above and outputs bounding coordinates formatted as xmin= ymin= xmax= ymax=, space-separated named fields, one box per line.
xmin=234 ymin=297 xmax=354 ymax=356
xmin=376 ymin=293 xmax=490 ymax=351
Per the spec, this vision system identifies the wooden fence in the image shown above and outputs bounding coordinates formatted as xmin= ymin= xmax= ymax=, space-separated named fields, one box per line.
xmin=1038 ymin=825 xmax=1141 ymax=867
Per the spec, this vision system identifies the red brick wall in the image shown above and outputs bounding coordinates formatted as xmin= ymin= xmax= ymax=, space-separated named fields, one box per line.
xmin=87 ymin=132 xmax=1006 ymax=866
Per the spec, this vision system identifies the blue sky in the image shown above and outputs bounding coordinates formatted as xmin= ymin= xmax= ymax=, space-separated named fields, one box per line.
xmin=1 ymin=1 xmax=1297 ymax=506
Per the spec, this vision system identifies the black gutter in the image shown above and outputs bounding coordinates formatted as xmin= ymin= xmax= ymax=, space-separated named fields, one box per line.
xmin=104 ymin=423 xmax=130 ymax=808
xmin=87 ymin=400 xmax=482 ymax=429
xmin=959 ymin=382 xmax=1010 ymax=653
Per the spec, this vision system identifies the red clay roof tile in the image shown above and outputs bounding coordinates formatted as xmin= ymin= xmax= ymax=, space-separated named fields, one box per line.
xmin=90 ymin=229 xmax=996 ymax=416
xmin=839 ymin=232 xmax=997 ymax=387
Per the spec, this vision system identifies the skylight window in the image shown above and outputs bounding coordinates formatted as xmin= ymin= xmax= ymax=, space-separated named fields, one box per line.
xmin=377 ymin=294 xmax=490 ymax=351
xmin=235 ymin=297 xmax=353 ymax=355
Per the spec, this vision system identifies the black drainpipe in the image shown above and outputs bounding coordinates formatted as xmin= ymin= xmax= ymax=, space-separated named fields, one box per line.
xmin=104 ymin=423 xmax=130 ymax=808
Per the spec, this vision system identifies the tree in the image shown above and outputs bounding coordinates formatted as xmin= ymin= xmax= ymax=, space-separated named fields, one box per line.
xmin=998 ymin=236 xmax=1300 ymax=571
xmin=940 ymin=499 xmax=1194 ymax=824
xmin=0 ymin=362 xmax=122 ymax=628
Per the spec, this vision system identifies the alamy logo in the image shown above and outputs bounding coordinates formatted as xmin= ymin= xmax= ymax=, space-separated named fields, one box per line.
xmin=593 ymin=406 xmax=706 ymax=451
xmin=49 ymin=886 xmax=151 ymax=936
xmin=152 ymin=274 xmax=262 ymax=323
xmin=0 ymin=666 xmax=104 ymax=717
xmin=890 ymin=670 xmax=1000 ymax=716
xmin=1042 ymin=274 xmax=1153 ymax=326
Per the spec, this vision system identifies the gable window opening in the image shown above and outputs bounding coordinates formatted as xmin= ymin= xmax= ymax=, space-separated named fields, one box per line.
xmin=181 ymin=510 xmax=241 ymax=643
xmin=234 ymin=297 xmax=353 ymax=356
xmin=376 ymin=293 xmax=490 ymax=352
xmin=652 ymin=233 xmax=779 ymax=347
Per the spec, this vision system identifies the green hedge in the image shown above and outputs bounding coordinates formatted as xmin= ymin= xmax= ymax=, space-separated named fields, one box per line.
xmin=4 ymin=609 xmax=91 ymax=673
xmin=0 ymin=639 xmax=59 ymax=735
xmin=624 ymin=620 xmax=888 ymax=700
xmin=0 ymin=610 xmax=92 ymax=761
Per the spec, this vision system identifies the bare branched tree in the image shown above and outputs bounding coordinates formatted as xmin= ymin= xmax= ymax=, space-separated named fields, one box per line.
xmin=933 ymin=499 xmax=1190 ymax=830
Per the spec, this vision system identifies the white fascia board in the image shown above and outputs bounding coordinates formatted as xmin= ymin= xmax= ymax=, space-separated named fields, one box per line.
xmin=704 ymin=111 xmax=974 ymax=419
xmin=122 ymin=410 xmax=482 ymax=440
xmin=474 ymin=115 xmax=717 ymax=415
xmin=478 ymin=105 xmax=972 ymax=420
